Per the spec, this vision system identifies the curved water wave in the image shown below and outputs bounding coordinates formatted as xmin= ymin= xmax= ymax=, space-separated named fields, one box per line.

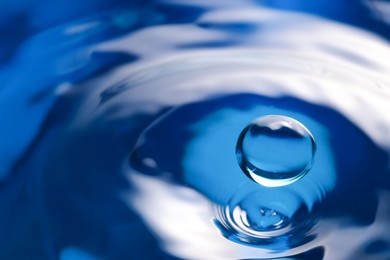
xmin=1 ymin=1 xmax=389 ymax=259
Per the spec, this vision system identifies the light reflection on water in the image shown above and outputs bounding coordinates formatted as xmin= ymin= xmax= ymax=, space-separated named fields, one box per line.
xmin=1 ymin=1 xmax=389 ymax=259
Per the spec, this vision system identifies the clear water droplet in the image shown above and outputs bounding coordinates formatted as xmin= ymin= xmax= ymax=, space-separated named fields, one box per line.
xmin=236 ymin=115 xmax=316 ymax=187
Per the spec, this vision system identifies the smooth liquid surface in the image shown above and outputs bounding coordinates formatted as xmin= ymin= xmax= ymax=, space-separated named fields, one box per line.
xmin=1 ymin=1 xmax=390 ymax=259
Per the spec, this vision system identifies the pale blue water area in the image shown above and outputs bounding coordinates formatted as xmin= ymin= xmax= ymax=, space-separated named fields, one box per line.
xmin=1 ymin=0 xmax=390 ymax=259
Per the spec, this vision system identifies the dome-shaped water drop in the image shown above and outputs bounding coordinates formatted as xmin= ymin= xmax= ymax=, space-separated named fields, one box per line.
xmin=236 ymin=115 xmax=316 ymax=187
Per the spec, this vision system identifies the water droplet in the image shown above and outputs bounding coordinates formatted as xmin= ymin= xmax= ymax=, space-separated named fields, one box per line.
xmin=236 ymin=115 xmax=316 ymax=187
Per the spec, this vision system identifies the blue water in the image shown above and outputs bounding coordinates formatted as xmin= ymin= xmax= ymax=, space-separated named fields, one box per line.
xmin=1 ymin=0 xmax=390 ymax=259
xmin=236 ymin=115 xmax=316 ymax=187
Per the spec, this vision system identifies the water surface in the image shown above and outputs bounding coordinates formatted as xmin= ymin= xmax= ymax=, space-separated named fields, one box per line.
xmin=1 ymin=0 xmax=390 ymax=259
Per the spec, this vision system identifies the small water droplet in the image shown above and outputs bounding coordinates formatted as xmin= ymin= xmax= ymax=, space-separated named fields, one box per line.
xmin=236 ymin=115 xmax=316 ymax=187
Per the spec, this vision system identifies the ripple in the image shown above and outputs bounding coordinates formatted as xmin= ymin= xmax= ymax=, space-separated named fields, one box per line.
xmin=212 ymin=189 xmax=318 ymax=251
